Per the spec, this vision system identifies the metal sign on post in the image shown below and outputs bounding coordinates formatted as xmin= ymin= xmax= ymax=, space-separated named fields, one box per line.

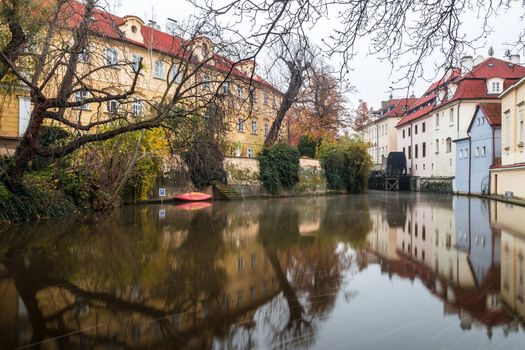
xmin=159 ymin=188 xmax=166 ymax=197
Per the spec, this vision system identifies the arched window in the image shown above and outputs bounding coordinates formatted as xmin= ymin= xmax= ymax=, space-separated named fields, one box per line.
xmin=446 ymin=137 xmax=452 ymax=153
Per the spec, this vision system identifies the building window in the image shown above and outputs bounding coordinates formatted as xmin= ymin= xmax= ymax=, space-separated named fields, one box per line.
xmin=264 ymin=91 xmax=269 ymax=105
xmin=435 ymin=139 xmax=439 ymax=154
xmin=459 ymin=149 xmax=464 ymax=159
xmin=264 ymin=121 xmax=269 ymax=136
xmin=449 ymin=108 xmax=454 ymax=124
xmin=250 ymin=253 xmax=257 ymax=269
xmin=422 ymin=122 xmax=426 ymax=133
xmin=415 ymin=144 xmax=419 ymax=158
xmin=238 ymin=86 xmax=244 ymax=99
xmin=132 ymin=54 xmax=142 ymax=72
xmin=491 ymin=81 xmax=501 ymax=94
xmin=247 ymin=148 xmax=254 ymax=158
xmin=154 ymin=60 xmax=164 ymax=79
xmin=203 ymin=74 xmax=211 ymax=90
xmin=481 ymin=146 xmax=486 ymax=157
xmin=422 ymin=142 xmax=426 ymax=157
xmin=415 ymin=124 xmax=418 ymax=135
xmin=132 ymin=98 xmax=143 ymax=116
xmin=518 ymin=105 xmax=524 ymax=145
xmin=105 ymin=48 xmax=118 ymax=65
xmin=107 ymin=100 xmax=119 ymax=113
xmin=272 ymin=95 xmax=277 ymax=108
xmin=408 ymin=127 xmax=411 ymax=137
xmin=251 ymin=119 xmax=257 ymax=134
xmin=402 ymin=129 xmax=405 ymax=138
xmin=408 ymin=145 xmax=412 ymax=159
xmin=74 ymin=90 xmax=89 ymax=110
xmin=435 ymin=113 xmax=440 ymax=129
xmin=446 ymin=137 xmax=452 ymax=153
xmin=223 ymin=81 xmax=230 ymax=94
xmin=475 ymin=147 xmax=479 ymax=157
xmin=170 ymin=65 xmax=182 ymax=83
xmin=237 ymin=118 xmax=244 ymax=132
xmin=79 ymin=48 xmax=89 ymax=63
xmin=403 ymin=147 xmax=406 ymax=155
xmin=249 ymin=88 xmax=257 ymax=103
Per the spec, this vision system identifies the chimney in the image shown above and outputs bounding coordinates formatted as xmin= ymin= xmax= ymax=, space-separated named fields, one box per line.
xmin=510 ymin=54 xmax=521 ymax=64
xmin=460 ymin=56 xmax=474 ymax=73
xmin=381 ymin=101 xmax=387 ymax=109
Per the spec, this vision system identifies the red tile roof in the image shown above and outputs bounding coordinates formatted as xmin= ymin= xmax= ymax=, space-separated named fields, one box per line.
xmin=382 ymin=98 xmax=418 ymax=118
xmin=479 ymin=103 xmax=502 ymax=127
xmin=61 ymin=1 xmax=278 ymax=92
xmin=397 ymin=58 xmax=525 ymax=127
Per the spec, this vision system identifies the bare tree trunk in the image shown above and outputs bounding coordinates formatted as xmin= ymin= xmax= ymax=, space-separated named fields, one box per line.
xmin=264 ymin=61 xmax=304 ymax=147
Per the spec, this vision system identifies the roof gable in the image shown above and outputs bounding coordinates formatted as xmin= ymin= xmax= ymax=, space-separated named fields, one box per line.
xmin=467 ymin=103 xmax=501 ymax=133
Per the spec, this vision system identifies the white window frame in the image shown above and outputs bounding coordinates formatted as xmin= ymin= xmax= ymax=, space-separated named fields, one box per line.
xmin=170 ymin=65 xmax=182 ymax=83
xmin=481 ymin=146 xmax=486 ymax=157
xmin=132 ymin=98 xmax=143 ymax=116
xmin=74 ymin=90 xmax=90 ymax=110
xmin=105 ymin=48 xmax=118 ymax=65
xmin=237 ymin=118 xmax=244 ymax=132
xmin=518 ymin=104 xmax=525 ymax=145
xmin=251 ymin=119 xmax=257 ymax=134
xmin=247 ymin=148 xmax=254 ymax=158
xmin=154 ymin=60 xmax=165 ymax=79
xmin=223 ymin=81 xmax=230 ymax=94
xmin=238 ymin=86 xmax=244 ymax=99
xmin=107 ymin=100 xmax=119 ymax=113
xmin=132 ymin=54 xmax=142 ymax=72
xmin=264 ymin=121 xmax=269 ymax=136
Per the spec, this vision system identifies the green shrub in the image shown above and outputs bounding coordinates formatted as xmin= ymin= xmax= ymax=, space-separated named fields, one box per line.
xmin=297 ymin=135 xmax=317 ymax=158
xmin=182 ymin=139 xmax=226 ymax=189
xmin=318 ymin=138 xmax=372 ymax=193
xmin=259 ymin=143 xmax=300 ymax=194
xmin=31 ymin=126 xmax=70 ymax=171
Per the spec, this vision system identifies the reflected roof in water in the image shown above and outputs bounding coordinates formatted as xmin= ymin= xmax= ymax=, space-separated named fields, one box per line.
xmin=1 ymin=192 xmax=525 ymax=349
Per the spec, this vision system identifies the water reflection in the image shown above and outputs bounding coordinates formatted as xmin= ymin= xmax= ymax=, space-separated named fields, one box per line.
xmin=1 ymin=193 xmax=525 ymax=349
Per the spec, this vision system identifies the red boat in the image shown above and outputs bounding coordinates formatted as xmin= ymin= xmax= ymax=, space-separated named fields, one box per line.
xmin=174 ymin=192 xmax=212 ymax=202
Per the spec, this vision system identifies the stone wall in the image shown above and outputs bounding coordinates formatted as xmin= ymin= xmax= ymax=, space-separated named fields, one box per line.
xmin=223 ymin=156 xmax=328 ymax=198
xmin=417 ymin=177 xmax=454 ymax=193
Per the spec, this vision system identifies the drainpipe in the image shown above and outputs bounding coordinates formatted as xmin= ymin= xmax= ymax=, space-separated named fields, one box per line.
xmin=468 ymin=132 xmax=472 ymax=196
xmin=410 ymin=121 xmax=414 ymax=175
xmin=376 ymin=123 xmax=379 ymax=165
xmin=490 ymin=127 xmax=496 ymax=195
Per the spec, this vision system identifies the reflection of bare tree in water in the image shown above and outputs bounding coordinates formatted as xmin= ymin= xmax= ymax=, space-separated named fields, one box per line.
xmin=257 ymin=200 xmax=352 ymax=350
xmin=0 ymin=208 xmax=232 ymax=349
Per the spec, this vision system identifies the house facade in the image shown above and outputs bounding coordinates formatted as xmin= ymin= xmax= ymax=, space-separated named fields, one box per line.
xmin=361 ymin=97 xmax=416 ymax=167
xmin=490 ymin=77 xmax=525 ymax=199
xmin=397 ymin=56 xmax=525 ymax=180
xmin=454 ymin=103 xmax=502 ymax=195
xmin=0 ymin=1 xmax=282 ymax=158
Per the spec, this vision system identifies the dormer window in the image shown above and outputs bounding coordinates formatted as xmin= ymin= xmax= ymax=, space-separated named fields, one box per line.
xmin=491 ymin=81 xmax=501 ymax=93
xmin=488 ymin=78 xmax=504 ymax=94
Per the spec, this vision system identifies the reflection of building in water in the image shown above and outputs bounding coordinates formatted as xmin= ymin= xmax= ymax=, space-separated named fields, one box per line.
xmin=368 ymin=196 xmax=513 ymax=334
xmin=0 ymin=207 xmax=281 ymax=349
xmin=491 ymin=200 xmax=525 ymax=328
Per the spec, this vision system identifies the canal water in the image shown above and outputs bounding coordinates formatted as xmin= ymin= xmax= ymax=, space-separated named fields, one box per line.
xmin=1 ymin=192 xmax=525 ymax=349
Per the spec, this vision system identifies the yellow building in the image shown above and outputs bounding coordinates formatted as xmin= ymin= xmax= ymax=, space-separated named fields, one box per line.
xmin=491 ymin=77 xmax=525 ymax=199
xmin=0 ymin=1 xmax=283 ymax=158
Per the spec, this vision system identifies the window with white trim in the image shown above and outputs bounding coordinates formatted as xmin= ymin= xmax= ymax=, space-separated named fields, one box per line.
xmin=107 ymin=100 xmax=119 ymax=113
xmin=74 ymin=90 xmax=89 ymax=110
xmin=237 ymin=86 xmax=244 ymax=99
xmin=154 ymin=60 xmax=164 ymax=79
xmin=446 ymin=137 xmax=452 ymax=153
xmin=247 ymin=148 xmax=254 ymax=158
xmin=518 ymin=104 xmax=524 ymax=145
xmin=251 ymin=119 xmax=257 ymax=134
xmin=223 ymin=81 xmax=230 ymax=94
xmin=79 ymin=48 xmax=89 ymax=63
xmin=237 ymin=118 xmax=244 ymax=132
xmin=491 ymin=81 xmax=501 ymax=94
xmin=170 ymin=65 xmax=182 ymax=83
xmin=264 ymin=121 xmax=269 ymax=136
xmin=132 ymin=98 xmax=143 ymax=116
xmin=105 ymin=48 xmax=118 ymax=65
xmin=481 ymin=146 xmax=486 ymax=157
xmin=132 ymin=54 xmax=142 ymax=72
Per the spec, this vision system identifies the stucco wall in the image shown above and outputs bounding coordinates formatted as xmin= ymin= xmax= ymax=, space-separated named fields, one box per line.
xmin=491 ymin=166 xmax=525 ymax=200
xmin=223 ymin=156 xmax=327 ymax=197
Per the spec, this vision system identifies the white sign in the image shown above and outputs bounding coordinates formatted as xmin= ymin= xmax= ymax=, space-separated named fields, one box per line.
xmin=159 ymin=209 xmax=166 ymax=219
xmin=159 ymin=188 xmax=166 ymax=197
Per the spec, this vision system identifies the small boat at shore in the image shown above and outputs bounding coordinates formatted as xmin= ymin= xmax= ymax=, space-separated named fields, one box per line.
xmin=174 ymin=192 xmax=212 ymax=202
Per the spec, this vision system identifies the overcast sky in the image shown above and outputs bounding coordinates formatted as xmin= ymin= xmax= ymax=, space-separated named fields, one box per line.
xmin=114 ymin=0 xmax=524 ymax=111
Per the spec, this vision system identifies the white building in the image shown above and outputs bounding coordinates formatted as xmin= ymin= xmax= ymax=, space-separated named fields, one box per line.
xmin=361 ymin=97 xmax=416 ymax=167
xmin=396 ymin=55 xmax=525 ymax=178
